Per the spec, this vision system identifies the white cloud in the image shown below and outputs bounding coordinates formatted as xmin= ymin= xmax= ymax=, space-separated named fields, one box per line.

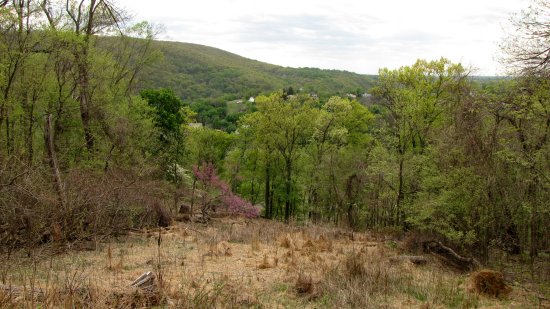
xmin=116 ymin=0 xmax=529 ymax=75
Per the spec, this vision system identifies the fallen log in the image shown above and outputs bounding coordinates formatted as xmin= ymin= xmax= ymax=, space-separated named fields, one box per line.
xmin=389 ymin=255 xmax=428 ymax=265
xmin=423 ymin=240 xmax=481 ymax=271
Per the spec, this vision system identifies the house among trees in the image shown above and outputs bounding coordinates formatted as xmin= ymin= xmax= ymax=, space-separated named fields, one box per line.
xmin=188 ymin=122 xmax=204 ymax=128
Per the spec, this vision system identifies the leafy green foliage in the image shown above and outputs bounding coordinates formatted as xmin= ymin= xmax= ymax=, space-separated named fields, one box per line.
xmin=141 ymin=88 xmax=186 ymax=140
xmin=186 ymin=127 xmax=235 ymax=168
xmin=141 ymin=88 xmax=193 ymax=184
xmin=369 ymin=58 xmax=470 ymax=225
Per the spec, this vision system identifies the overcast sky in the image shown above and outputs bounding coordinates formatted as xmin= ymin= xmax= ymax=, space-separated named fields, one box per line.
xmin=115 ymin=0 xmax=528 ymax=75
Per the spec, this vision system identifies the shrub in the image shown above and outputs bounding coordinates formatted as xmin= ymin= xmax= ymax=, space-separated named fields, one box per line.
xmin=193 ymin=162 xmax=259 ymax=219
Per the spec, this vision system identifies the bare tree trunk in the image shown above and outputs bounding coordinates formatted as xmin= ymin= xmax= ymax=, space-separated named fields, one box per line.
xmin=528 ymin=178 xmax=539 ymax=259
xmin=190 ymin=178 xmax=196 ymax=219
xmin=1 ymin=49 xmax=21 ymax=157
xmin=269 ymin=182 xmax=274 ymax=219
xmin=250 ymin=155 xmax=257 ymax=204
xmin=0 ymin=105 xmax=4 ymax=151
xmin=103 ymin=143 xmax=115 ymax=172
xmin=23 ymin=92 xmax=36 ymax=165
xmin=264 ymin=161 xmax=271 ymax=219
xmin=284 ymin=159 xmax=292 ymax=222
xmin=79 ymin=1 xmax=96 ymax=151
xmin=4 ymin=111 xmax=10 ymax=155
xmin=346 ymin=174 xmax=358 ymax=228
xmin=396 ymin=155 xmax=405 ymax=225
xmin=44 ymin=114 xmax=65 ymax=208
xmin=76 ymin=51 xmax=94 ymax=152
xmin=26 ymin=106 xmax=34 ymax=164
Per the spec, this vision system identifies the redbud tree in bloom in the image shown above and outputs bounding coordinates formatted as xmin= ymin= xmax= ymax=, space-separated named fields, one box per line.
xmin=193 ymin=162 xmax=260 ymax=219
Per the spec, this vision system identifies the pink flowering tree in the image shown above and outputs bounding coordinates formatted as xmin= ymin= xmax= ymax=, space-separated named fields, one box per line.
xmin=193 ymin=162 xmax=260 ymax=221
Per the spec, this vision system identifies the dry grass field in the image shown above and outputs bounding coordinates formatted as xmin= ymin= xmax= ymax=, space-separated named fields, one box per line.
xmin=0 ymin=217 xmax=547 ymax=308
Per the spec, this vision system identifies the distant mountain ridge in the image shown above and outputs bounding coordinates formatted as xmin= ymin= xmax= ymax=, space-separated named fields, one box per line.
xmin=137 ymin=40 xmax=377 ymax=102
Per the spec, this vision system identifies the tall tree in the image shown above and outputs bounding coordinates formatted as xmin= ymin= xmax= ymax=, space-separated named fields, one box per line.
xmin=236 ymin=111 xmax=278 ymax=218
xmin=370 ymin=58 xmax=469 ymax=225
xmin=498 ymin=77 xmax=550 ymax=258
xmin=240 ymin=92 xmax=317 ymax=221
xmin=0 ymin=0 xmax=41 ymax=157
xmin=41 ymin=0 xmax=128 ymax=152
xmin=141 ymin=88 xmax=190 ymax=184
xmin=499 ymin=0 xmax=550 ymax=257
xmin=306 ymin=96 xmax=373 ymax=226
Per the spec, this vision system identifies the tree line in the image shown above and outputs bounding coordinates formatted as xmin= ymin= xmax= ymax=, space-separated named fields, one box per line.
xmin=222 ymin=59 xmax=549 ymax=260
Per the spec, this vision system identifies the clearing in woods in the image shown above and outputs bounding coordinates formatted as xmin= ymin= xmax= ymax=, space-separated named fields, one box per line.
xmin=0 ymin=217 xmax=547 ymax=308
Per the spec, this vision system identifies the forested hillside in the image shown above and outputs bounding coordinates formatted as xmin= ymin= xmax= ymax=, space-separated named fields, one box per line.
xmin=136 ymin=40 xmax=376 ymax=101
xmin=108 ymin=41 xmax=502 ymax=132
xmin=122 ymin=40 xmax=377 ymax=131
xmin=0 ymin=0 xmax=548 ymax=307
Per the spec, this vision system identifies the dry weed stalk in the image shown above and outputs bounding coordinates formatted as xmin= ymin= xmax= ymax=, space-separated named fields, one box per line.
xmin=258 ymin=254 xmax=278 ymax=269
xmin=156 ymin=227 xmax=164 ymax=289
xmin=218 ymin=241 xmax=232 ymax=256
xmin=250 ymin=239 xmax=261 ymax=251
xmin=344 ymin=251 xmax=368 ymax=278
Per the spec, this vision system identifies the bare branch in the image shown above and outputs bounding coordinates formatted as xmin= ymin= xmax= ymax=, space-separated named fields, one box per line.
xmin=65 ymin=0 xmax=79 ymax=30
xmin=501 ymin=0 xmax=550 ymax=76
xmin=0 ymin=169 xmax=29 ymax=189
xmin=40 ymin=0 xmax=56 ymax=28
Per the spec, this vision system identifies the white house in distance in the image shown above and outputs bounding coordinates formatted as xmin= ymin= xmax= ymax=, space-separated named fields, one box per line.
xmin=188 ymin=122 xmax=203 ymax=129
xmin=248 ymin=97 xmax=255 ymax=103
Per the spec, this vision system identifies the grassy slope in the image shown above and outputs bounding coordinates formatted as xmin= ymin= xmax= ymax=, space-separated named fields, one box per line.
xmin=1 ymin=218 xmax=544 ymax=308
xmin=138 ymin=41 xmax=377 ymax=102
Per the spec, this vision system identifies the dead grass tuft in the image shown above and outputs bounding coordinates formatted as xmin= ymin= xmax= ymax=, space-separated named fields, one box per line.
xmin=344 ymin=251 xmax=368 ymax=278
xmin=107 ymin=286 xmax=166 ymax=308
xmin=0 ymin=291 xmax=9 ymax=308
xmin=303 ymin=238 xmax=315 ymax=249
xmin=317 ymin=234 xmax=333 ymax=252
xmin=218 ymin=241 xmax=232 ymax=256
xmin=470 ymin=269 xmax=511 ymax=298
xmin=278 ymin=233 xmax=294 ymax=249
xmin=250 ymin=236 xmax=261 ymax=251
xmin=295 ymin=273 xmax=313 ymax=294
xmin=258 ymin=254 xmax=276 ymax=269
xmin=235 ymin=292 xmax=259 ymax=306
